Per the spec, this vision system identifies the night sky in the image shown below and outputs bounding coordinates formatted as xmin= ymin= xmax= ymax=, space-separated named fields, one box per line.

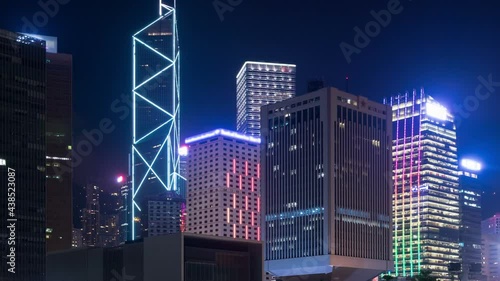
xmin=1 ymin=0 xmax=499 ymax=218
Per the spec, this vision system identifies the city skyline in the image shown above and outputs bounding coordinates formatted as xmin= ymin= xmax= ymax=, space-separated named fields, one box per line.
xmin=2 ymin=1 xmax=500 ymax=281
xmin=2 ymin=1 xmax=499 ymax=219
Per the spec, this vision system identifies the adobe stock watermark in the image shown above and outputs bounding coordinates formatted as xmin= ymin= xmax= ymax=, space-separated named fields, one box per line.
xmin=213 ymin=0 xmax=243 ymax=22
xmin=52 ymin=65 xmax=167 ymax=179
xmin=110 ymin=267 xmax=135 ymax=281
xmin=454 ymin=74 xmax=500 ymax=128
xmin=339 ymin=0 xmax=408 ymax=64
xmin=21 ymin=0 xmax=71 ymax=34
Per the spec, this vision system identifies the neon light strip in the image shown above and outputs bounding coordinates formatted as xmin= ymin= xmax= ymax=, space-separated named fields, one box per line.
xmin=257 ymin=197 xmax=260 ymax=212
xmin=226 ymin=173 xmax=230 ymax=187
xmin=133 ymin=201 xmax=142 ymax=212
xmin=251 ymin=212 xmax=254 ymax=225
xmin=417 ymin=89 xmax=424 ymax=271
xmin=393 ymin=96 xmax=399 ymax=276
xmin=135 ymin=92 xmax=174 ymax=118
xmin=133 ymin=64 xmax=173 ymax=91
xmin=239 ymin=175 xmax=242 ymax=190
xmin=233 ymin=159 xmax=236 ymax=173
xmin=233 ymin=224 xmax=236 ymax=238
xmin=402 ymin=94 xmax=407 ymax=276
xmin=233 ymin=194 xmax=236 ymax=209
xmin=257 ymin=226 xmax=260 ymax=241
xmin=409 ymin=91 xmax=415 ymax=276
xmin=251 ymin=177 xmax=254 ymax=192
xmin=257 ymin=164 xmax=260 ymax=178
xmin=134 ymin=37 xmax=173 ymax=64
xmin=245 ymin=161 xmax=248 ymax=176
xmin=245 ymin=225 xmax=248 ymax=240
xmin=239 ymin=210 xmax=242 ymax=224
xmin=245 ymin=196 xmax=248 ymax=210
xmin=227 ymin=208 xmax=230 ymax=223
xmin=135 ymin=120 xmax=171 ymax=144
xmin=185 ymin=128 xmax=261 ymax=144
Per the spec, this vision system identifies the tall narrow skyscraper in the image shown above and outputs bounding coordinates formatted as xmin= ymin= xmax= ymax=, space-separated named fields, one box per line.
xmin=236 ymin=61 xmax=296 ymax=137
xmin=25 ymin=34 xmax=74 ymax=253
xmin=459 ymin=158 xmax=485 ymax=281
xmin=131 ymin=0 xmax=182 ymax=240
xmin=262 ymin=88 xmax=393 ymax=281
xmin=0 ymin=30 xmax=47 ymax=281
xmin=386 ymin=90 xmax=461 ymax=280
xmin=185 ymin=129 xmax=261 ymax=240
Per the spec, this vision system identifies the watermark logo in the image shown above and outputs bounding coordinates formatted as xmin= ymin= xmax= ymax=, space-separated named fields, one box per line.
xmin=339 ymin=0 xmax=406 ymax=64
xmin=110 ymin=268 xmax=135 ymax=281
xmin=213 ymin=0 xmax=243 ymax=22
xmin=21 ymin=0 xmax=71 ymax=33
xmin=454 ymin=74 xmax=500 ymax=127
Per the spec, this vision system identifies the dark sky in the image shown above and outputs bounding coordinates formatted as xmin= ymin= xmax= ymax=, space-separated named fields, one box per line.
xmin=1 ymin=0 xmax=499 ymax=218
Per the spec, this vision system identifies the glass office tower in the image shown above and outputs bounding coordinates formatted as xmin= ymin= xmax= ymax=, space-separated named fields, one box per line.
xmin=386 ymin=89 xmax=460 ymax=280
xmin=131 ymin=1 xmax=182 ymax=239
xmin=236 ymin=61 xmax=296 ymax=137
xmin=0 ymin=30 xmax=47 ymax=281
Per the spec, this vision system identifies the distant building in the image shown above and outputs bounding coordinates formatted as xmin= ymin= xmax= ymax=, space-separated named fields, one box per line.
xmin=386 ymin=90 xmax=461 ymax=281
xmin=236 ymin=61 xmax=296 ymax=137
xmin=47 ymin=233 xmax=264 ymax=281
xmin=482 ymin=214 xmax=500 ymax=281
xmin=262 ymin=87 xmax=393 ymax=280
xmin=185 ymin=129 xmax=261 ymax=240
xmin=0 ymin=30 xmax=47 ymax=281
xmin=118 ymin=181 xmax=131 ymax=243
xmin=147 ymin=194 xmax=184 ymax=236
xmin=82 ymin=184 xmax=100 ymax=247
xmin=72 ymin=228 xmax=83 ymax=248
xmin=99 ymin=214 xmax=120 ymax=247
xmin=459 ymin=159 xmax=486 ymax=281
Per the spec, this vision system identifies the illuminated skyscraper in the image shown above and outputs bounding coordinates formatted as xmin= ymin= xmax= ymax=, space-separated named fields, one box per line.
xmin=0 ymin=30 xmax=47 ymax=281
xmin=131 ymin=1 xmax=182 ymax=239
xmin=236 ymin=61 xmax=296 ymax=137
xmin=263 ymin=88 xmax=393 ymax=280
xmin=386 ymin=90 xmax=461 ymax=280
xmin=458 ymin=158 xmax=485 ymax=281
xmin=482 ymin=214 xmax=500 ymax=281
xmin=185 ymin=129 xmax=261 ymax=240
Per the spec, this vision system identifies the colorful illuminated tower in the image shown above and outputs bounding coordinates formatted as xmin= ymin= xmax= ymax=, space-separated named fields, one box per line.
xmin=131 ymin=0 xmax=182 ymax=239
xmin=185 ymin=129 xmax=261 ymax=240
xmin=385 ymin=89 xmax=461 ymax=280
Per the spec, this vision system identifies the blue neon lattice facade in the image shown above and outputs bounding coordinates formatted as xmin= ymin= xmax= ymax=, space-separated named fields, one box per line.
xmin=131 ymin=1 xmax=182 ymax=240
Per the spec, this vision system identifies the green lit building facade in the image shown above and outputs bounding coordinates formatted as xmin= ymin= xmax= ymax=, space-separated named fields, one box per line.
xmin=386 ymin=90 xmax=460 ymax=280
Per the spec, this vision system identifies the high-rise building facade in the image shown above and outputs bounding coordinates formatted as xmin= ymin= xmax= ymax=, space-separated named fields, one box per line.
xmin=29 ymin=35 xmax=74 ymax=253
xmin=482 ymin=214 xmax=500 ymax=281
xmin=386 ymin=90 xmax=461 ymax=280
xmin=82 ymin=184 xmax=100 ymax=247
xmin=131 ymin=1 xmax=182 ymax=239
xmin=459 ymin=159 xmax=485 ymax=281
xmin=147 ymin=194 xmax=184 ymax=236
xmin=0 ymin=30 xmax=47 ymax=281
xmin=185 ymin=129 xmax=261 ymax=240
xmin=262 ymin=88 xmax=393 ymax=280
xmin=236 ymin=61 xmax=296 ymax=137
